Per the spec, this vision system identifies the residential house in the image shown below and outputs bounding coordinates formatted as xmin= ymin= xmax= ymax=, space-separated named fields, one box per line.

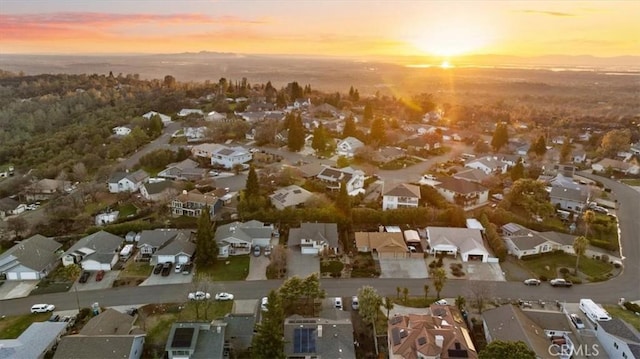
xmin=54 ymin=309 xmax=146 ymax=359
xmin=545 ymin=173 xmax=582 ymax=191
xmin=0 ymin=234 xmax=61 ymax=280
xmin=215 ymin=220 xmax=274 ymax=257
xmin=182 ymin=126 xmax=207 ymax=142
xmin=166 ymin=321 xmax=227 ymax=359
xmin=191 ymin=143 xmax=224 ymax=159
xmin=95 ymin=210 xmax=119 ymax=226
xmin=593 ymin=317 xmax=640 ymax=359
xmin=0 ymin=321 xmax=67 ymax=359
xmin=372 ymin=147 xmax=407 ymax=165
xmin=293 ymin=98 xmax=311 ymax=109
xmin=382 ymin=183 xmax=421 ymax=211
xmin=158 ymin=159 xmax=207 ymax=181
xmin=501 ymin=223 xmax=600 ymax=259
xmin=355 ymin=232 xmax=408 ymax=259
xmin=152 ymin=233 xmax=196 ymax=265
xmin=62 ymin=231 xmax=124 ymax=271
xmin=223 ymin=313 xmax=257 ymax=354
xmin=550 ymin=186 xmax=588 ymax=212
xmin=0 ymin=197 xmax=25 ymax=220
xmin=316 ymin=165 xmax=365 ymax=196
xmin=592 ymin=158 xmax=640 ymax=175
xmin=453 ymin=168 xmax=490 ymax=184
xmin=113 ymin=126 xmax=132 ymax=136
xmin=426 ymin=227 xmax=489 ymax=262
xmin=483 ymin=305 xmax=574 ymax=359
xmin=140 ymin=181 xmax=178 ymax=202
xmin=464 ymin=156 xmax=508 ymax=175
xmin=288 ymin=222 xmax=339 ymax=255
xmin=177 ymin=109 xmax=204 ymax=117
xmin=336 ymin=136 xmax=365 ymax=158
xmin=24 ymin=178 xmax=73 ymax=201
xmin=142 ymin=111 xmax=172 ymax=126
xmin=206 ymin=111 xmax=226 ymax=121
xmin=388 ymin=305 xmax=478 ymax=359
xmin=107 ymin=170 xmax=149 ymax=193
xmin=572 ymin=149 xmax=587 ymax=164
xmin=285 ymin=313 xmax=355 ymax=359
xmin=210 ymin=145 xmax=252 ymax=169
xmin=136 ymin=229 xmax=191 ymax=262
xmin=631 ymin=142 xmax=640 ymax=156
xmin=171 ymin=189 xmax=220 ymax=219
xmin=435 ymin=177 xmax=489 ymax=210
xmin=270 ymin=185 xmax=313 ymax=210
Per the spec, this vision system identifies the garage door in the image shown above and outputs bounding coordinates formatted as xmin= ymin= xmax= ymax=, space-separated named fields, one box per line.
xmin=6 ymin=272 xmax=19 ymax=280
xmin=177 ymin=255 xmax=190 ymax=264
xmin=157 ymin=255 xmax=175 ymax=263
xmin=466 ymin=254 xmax=485 ymax=262
xmin=19 ymin=272 xmax=39 ymax=280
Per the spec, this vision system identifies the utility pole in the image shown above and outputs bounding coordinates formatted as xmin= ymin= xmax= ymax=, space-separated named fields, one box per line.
xmin=74 ymin=285 xmax=81 ymax=313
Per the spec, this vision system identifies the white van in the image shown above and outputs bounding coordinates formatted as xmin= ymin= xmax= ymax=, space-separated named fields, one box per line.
xmin=579 ymin=299 xmax=611 ymax=323
xmin=31 ymin=304 xmax=55 ymax=313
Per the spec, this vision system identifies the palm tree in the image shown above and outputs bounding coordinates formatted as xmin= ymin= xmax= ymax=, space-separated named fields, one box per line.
xmin=423 ymin=284 xmax=430 ymax=300
xmin=396 ymin=286 xmax=401 ymax=299
xmin=583 ymin=210 xmax=595 ymax=237
xmin=431 ymin=267 xmax=447 ymax=299
xmin=402 ymin=287 xmax=409 ymax=303
xmin=383 ymin=296 xmax=394 ymax=318
xmin=573 ymin=236 xmax=589 ymax=274
xmin=455 ymin=295 xmax=466 ymax=312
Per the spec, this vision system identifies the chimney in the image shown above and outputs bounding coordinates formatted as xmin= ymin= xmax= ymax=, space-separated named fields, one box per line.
xmin=435 ymin=335 xmax=444 ymax=348
xmin=317 ymin=325 xmax=323 ymax=337
xmin=216 ymin=326 xmax=221 ymax=334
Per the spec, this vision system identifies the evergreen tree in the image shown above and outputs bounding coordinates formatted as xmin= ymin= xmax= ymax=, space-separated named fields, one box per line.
xmin=342 ymin=115 xmax=357 ymax=138
xmin=195 ymin=206 xmax=217 ymax=267
xmin=252 ymin=290 xmax=285 ymax=359
xmin=369 ymin=117 xmax=386 ymax=147
xmin=510 ymin=157 xmax=525 ymax=181
xmin=479 ymin=341 xmax=536 ymax=359
xmin=491 ymin=123 xmax=508 ymax=152
xmin=311 ymin=124 xmax=329 ymax=154
xmin=363 ymin=103 xmax=373 ymax=124
xmin=336 ymin=180 xmax=351 ymax=219
xmin=287 ymin=114 xmax=305 ymax=152
xmin=245 ymin=165 xmax=260 ymax=198
xmin=560 ymin=138 xmax=572 ymax=163
xmin=530 ymin=135 xmax=547 ymax=156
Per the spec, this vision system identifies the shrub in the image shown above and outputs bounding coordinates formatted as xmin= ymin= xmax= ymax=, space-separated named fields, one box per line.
xmin=624 ymin=301 xmax=640 ymax=312
xmin=559 ymin=267 xmax=570 ymax=275
xmin=539 ymin=275 xmax=548 ymax=282
xmin=600 ymin=254 xmax=609 ymax=263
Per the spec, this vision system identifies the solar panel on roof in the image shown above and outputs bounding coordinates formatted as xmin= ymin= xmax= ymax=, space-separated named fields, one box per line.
xmin=391 ymin=328 xmax=402 ymax=345
xmin=171 ymin=327 xmax=195 ymax=348
xmin=293 ymin=328 xmax=316 ymax=353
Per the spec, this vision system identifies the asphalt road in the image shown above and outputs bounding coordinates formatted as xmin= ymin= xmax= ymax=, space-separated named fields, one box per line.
xmin=118 ymin=121 xmax=182 ymax=170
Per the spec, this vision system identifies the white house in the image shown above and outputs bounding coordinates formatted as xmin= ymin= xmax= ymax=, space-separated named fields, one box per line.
xmin=427 ymin=227 xmax=489 ymax=262
xmin=592 ymin=158 xmax=640 ymax=175
xmin=206 ymin=111 xmax=226 ymax=121
xmin=501 ymin=223 xmax=583 ymax=259
xmin=0 ymin=234 xmax=62 ymax=280
xmin=142 ymin=111 xmax=172 ymax=126
xmin=270 ymin=185 xmax=313 ymax=210
xmin=593 ymin=318 xmax=640 ymax=359
xmin=62 ymin=231 xmax=124 ymax=271
xmin=336 ymin=136 xmax=365 ymax=158
xmin=210 ymin=145 xmax=252 ymax=169
xmin=435 ymin=177 xmax=489 ymax=210
xmin=152 ymin=234 xmax=195 ymax=265
xmin=288 ymin=222 xmax=339 ymax=255
xmin=177 ymin=108 xmax=204 ymax=117
xmin=107 ymin=169 xmax=149 ymax=193
xmin=112 ymin=126 xmax=132 ymax=136
xmin=382 ymin=183 xmax=421 ymax=211
xmin=95 ymin=211 xmax=119 ymax=226
xmin=316 ymin=165 xmax=365 ymax=196
xmin=550 ymin=186 xmax=588 ymax=212
xmin=215 ymin=220 xmax=274 ymax=257
xmin=464 ymin=156 xmax=508 ymax=175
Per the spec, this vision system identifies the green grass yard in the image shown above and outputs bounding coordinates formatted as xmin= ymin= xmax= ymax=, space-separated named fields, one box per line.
xmin=197 ymin=255 xmax=250 ymax=281
xmin=621 ymin=179 xmax=640 ymax=186
xmin=0 ymin=313 xmax=49 ymax=339
xmin=520 ymin=251 xmax=613 ymax=280
xmin=603 ymin=305 xmax=640 ymax=331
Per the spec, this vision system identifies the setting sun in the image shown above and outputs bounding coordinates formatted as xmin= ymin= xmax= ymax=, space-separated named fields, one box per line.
xmin=407 ymin=16 xmax=494 ymax=56
xmin=440 ymin=61 xmax=452 ymax=69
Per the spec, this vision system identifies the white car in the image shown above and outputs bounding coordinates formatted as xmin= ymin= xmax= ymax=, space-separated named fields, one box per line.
xmin=570 ymin=314 xmax=585 ymax=329
xmin=351 ymin=296 xmax=359 ymax=310
xmin=334 ymin=297 xmax=343 ymax=310
xmin=524 ymin=278 xmax=541 ymax=286
xmin=188 ymin=291 xmax=211 ymax=301
xmin=215 ymin=292 xmax=235 ymax=301
xmin=434 ymin=299 xmax=448 ymax=305
xmin=261 ymin=297 xmax=269 ymax=311
xmin=31 ymin=304 xmax=55 ymax=313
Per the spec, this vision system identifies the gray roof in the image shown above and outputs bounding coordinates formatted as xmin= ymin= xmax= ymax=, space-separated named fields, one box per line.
xmin=0 ymin=197 xmax=20 ymax=211
xmin=436 ymin=177 xmax=488 ymax=195
xmin=79 ymin=309 xmax=137 ymax=336
xmin=0 ymin=322 xmax=67 ymax=359
xmin=53 ymin=335 xmax=144 ymax=359
xmin=224 ymin=313 xmax=256 ymax=350
xmin=508 ymin=233 xmax=550 ymax=251
xmin=107 ymin=172 xmax=128 ymax=184
xmin=427 ymin=227 xmax=485 ymax=251
xmin=550 ymin=186 xmax=587 ymax=202
xmin=453 ymin=168 xmax=490 ymax=183
xmin=599 ymin=317 xmax=640 ymax=344
xmin=0 ymin=234 xmax=61 ymax=272
xmin=66 ymin=231 xmax=123 ymax=257
xmin=288 ymin=223 xmax=339 ymax=248
xmin=126 ymin=169 xmax=149 ymax=183
xmin=270 ymin=185 xmax=313 ymax=208
xmin=383 ymin=183 xmax=421 ymax=198
xmin=165 ymin=322 xmax=226 ymax=359
xmin=482 ymin=305 xmax=553 ymax=358
xmin=137 ymin=229 xmax=180 ymax=249
xmin=143 ymin=180 xmax=175 ymax=195
xmin=284 ymin=315 xmax=355 ymax=359
xmin=154 ymin=233 xmax=196 ymax=256
xmin=538 ymin=231 xmax=576 ymax=246
xmin=523 ymin=310 xmax=574 ymax=332
xmin=215 ymin=221 xmax=272 ymax=244
xmin=501 ymin=222 xmax=529 ymax=236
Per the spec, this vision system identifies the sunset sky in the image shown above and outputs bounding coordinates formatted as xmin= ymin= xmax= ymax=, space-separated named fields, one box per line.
xmin=1 ymin=0 xmax=638 ymax=58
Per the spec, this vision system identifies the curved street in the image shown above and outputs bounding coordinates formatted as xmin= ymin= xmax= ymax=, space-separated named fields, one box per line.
xmin=2 ymin=174 xmax=638 ymax=317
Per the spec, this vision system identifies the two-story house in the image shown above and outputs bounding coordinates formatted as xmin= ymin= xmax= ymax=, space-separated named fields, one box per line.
xmin=336 ymin=136 xmax=364 ymax=158
xmin=211 ymin=145 xmax=252 ymax=169
xmin=288 ymin=222 xmax=339 ymax=255
xmin=382 ymin=183 xmax=421 ymax=211
xmin=107 ymin=170 xmax=149 ymax=193
xmin=435 ymin=177 xmax=489 ymax=210
xmin=316 ymin=166 xmax=365 ymax=196
xmin=171 ymin=189 xmax=220 ymax=219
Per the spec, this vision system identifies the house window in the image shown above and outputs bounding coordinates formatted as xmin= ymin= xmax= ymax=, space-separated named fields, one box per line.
xmin=623 ymin=353 xmax=627 ymax=359
xmin=614 ymin=342 xmax=618 ymax=349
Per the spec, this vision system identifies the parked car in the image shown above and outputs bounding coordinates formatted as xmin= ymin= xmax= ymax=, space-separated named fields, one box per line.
xmin=592 ymin=206 xmax=609 ymax=214
xmin=261 ymin=297 xmax=269 ymax=311
xmin=79 ymin=271 xmax=91 ymax=283
xmin=153 ymin=263 xmax=163 ymax=275
xmin=264 ymin=246 xmax=271 ymax=257
xmin=253 ymin=245 xmax=261 ymax=257
xmin=570 ymin=314 xmax=585 ymax=329
xmin=31 ymin=304 xmax=55 ymax=313
xmin=95 ymin=270 xmax=105 ymax=282
xmin=48 ymin=314 xmax=60 ymax=322
xmin=523 ymin=278 xmax=541 ymax=286
xmin=174 ymin=264 xmax=182 ymax=273
xmin=407 ymin=245 xmax=417 ymax=253
xmin=215 ymin=292 xmax=235 ymax=301
xmin=351 ymin=296 xmax=359 ymax=310
xmin=188 ymin=291 xmax=211 ymax=301
xmin=434 ymin=299 xmax=448 ymax=305
xmin=550 ymin=278 xmax=573 ymax=287
xmin=182 ymin=262 xmax=193 ymax=275
xmin=209 ymin=170 xmax=220 ymax=176
xmin=335 ymin=297 xmax=343 ymax=310
xmin=161 ymin=262 xmax=172 ymax=276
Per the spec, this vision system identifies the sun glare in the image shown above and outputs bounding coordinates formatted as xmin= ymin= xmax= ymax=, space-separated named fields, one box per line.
xmin=408 ymin=21 xmax=492 ymax=57
xmin=440 ymin=61 xmax=452 ymax=69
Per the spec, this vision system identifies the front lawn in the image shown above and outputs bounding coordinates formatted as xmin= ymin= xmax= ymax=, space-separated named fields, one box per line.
xmin=0 ymin=313 xmax=49 ymax=339
xmin=621 ymin=179 xmax=640 ymax=186
xmin=117 ymin=203 xmax=138 ymax=217
xmin=379 ymin=157 xmax=422 ymax=170
xmin=604 ymin=305 xmax=640 ymax=331
xmin=320 ymin=260 xmax=344 ymax=277
xmin=120 ymin=261 xmax=153 ymax=278
xmin=197 ymin=255 xmax=250 ymax=281
xmin=520 ymin=251 xmax=613 ymax=281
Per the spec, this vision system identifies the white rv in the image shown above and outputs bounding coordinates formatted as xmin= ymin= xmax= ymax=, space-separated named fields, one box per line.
xmin=579 ymin=299 xmax=612 ymax=323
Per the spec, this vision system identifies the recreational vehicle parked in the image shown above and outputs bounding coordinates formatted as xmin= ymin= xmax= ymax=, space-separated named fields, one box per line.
xmin=579 ymin=299 xmax=612 ymax=323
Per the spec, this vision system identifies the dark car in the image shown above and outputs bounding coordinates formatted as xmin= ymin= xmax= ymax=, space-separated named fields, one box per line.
xmin=79 ymin=271 xmax=91 ymax=283
xmin=161 ymin=262 xmax=172 ymax=276
xmin=95 ymin=270 xmax=105 ymax=282
xmin=182 ymin=262 xmax=193 ymax=275
xmin=48 ymin=314 xmax=60 ymax=322
xmin=153 ymin=263 xmax=163 ymax=275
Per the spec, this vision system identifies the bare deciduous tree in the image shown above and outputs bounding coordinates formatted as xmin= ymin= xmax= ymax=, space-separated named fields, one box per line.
xmin=467 ymin=281 xmax=495 ymax=314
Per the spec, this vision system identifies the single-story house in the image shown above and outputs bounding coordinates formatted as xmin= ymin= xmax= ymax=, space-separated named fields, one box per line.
xmin=62 ymin=231 xmax=124 ymax=271
xmin=270 ymin=185 xmax=313 ymax=210
xmin=355 ymin=232 xmax=408 ymax=259
xmin=285 ymin=313 xmax=355 ymax=359
xmin=372 ymin=146 xmax=407 ymax=164
xmin=140 ymin=181 xmax=178 ymax=202
xmin=464 ymin=156 xmax=508 ymax=175
xmin=0 ymin=234 xmax=62 ymax=280
xmin=503 ymin=232 xmax=557 ymax=259
xmin=24 ymin=178 xmax=73 ymax=201
xmin=136 ymin=229 xmax=191 ymax=261
xmin=215 ymin=220 xmax=274 ymax=258
xmin=95 ymin=211 xmax=119 ymax=226
xmin=382 ymin=183 xmax=421 ymax=211
xmin=592 ymin=158 xmax=640 ymax=175
xmin=427 ymin=227 xmax=489 ymax=262
xmin=177 ymin=108 xmax=204 ymax=117
xmin=152 ymin=234 xmax=196 ymax=265
xmin=113 ymin=126 xmax=132 ymax=136
xmin=549 ymin=186 xmax=588 ymax=212
xmin=0 ymin=197 xmax=25 ymax=219
xmin=435 ymin=177 xmax=489 ymax=210
xmin=453 ymin=168 xmax=490 ymax=184
xmin=157 ymin=159 xmax=207 ymax=181
xmin=0 ymin=321 xmax=68 ymax=359
xmin=54 ymin=334 xmax=145 ymax=359
xmin=288 ymin=222 xmax=339 ymax=255
xmin=336 ymin=136 xmax=364 ymax=158
xmin=107 ymin=169 xmax=149 ymax=193
xmin=191 ymin=143 xmax=224 ymax=159
xmin=142 ymin=111 xmax=172 ymax=126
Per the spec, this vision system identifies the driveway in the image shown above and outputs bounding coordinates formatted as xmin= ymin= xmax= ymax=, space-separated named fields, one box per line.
xmin=379 ymin=258 xmax=428 ymax=279
xmin=140 ymin=270 xmax=193 ymax=286
xmin=73 ymin=270 xmax=120 ymax=292
xmin=464 ymin=262 xmax=505 ymax=281
xmin=247 ymin=255 xmax=269 ymax=281
xmin=0 ymin=280 xmax=39 ymax=300
xmin=287 ymin=247 xmax=319 ymax=278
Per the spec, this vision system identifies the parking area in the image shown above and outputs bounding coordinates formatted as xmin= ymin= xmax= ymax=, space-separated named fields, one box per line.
xmin=379 ymin=258 xmax=428 ymax=278
xmin=140 ymin=269 xmax=193 ymax=286
xmin=73 ymin=270 xmax=120 ymax=292
xmin=287 ymin=247 xmax=319 ymax=278
xmin=0 ymin=280 xmax=39 ymax=300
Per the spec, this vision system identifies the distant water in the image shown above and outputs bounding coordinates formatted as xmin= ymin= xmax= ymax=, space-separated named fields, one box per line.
xmin=405 ymin=63 xmax=640 ymax=75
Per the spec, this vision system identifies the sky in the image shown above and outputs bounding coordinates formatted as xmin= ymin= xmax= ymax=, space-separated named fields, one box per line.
xmin=1 ymin=0 xmax=639 ymax=58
